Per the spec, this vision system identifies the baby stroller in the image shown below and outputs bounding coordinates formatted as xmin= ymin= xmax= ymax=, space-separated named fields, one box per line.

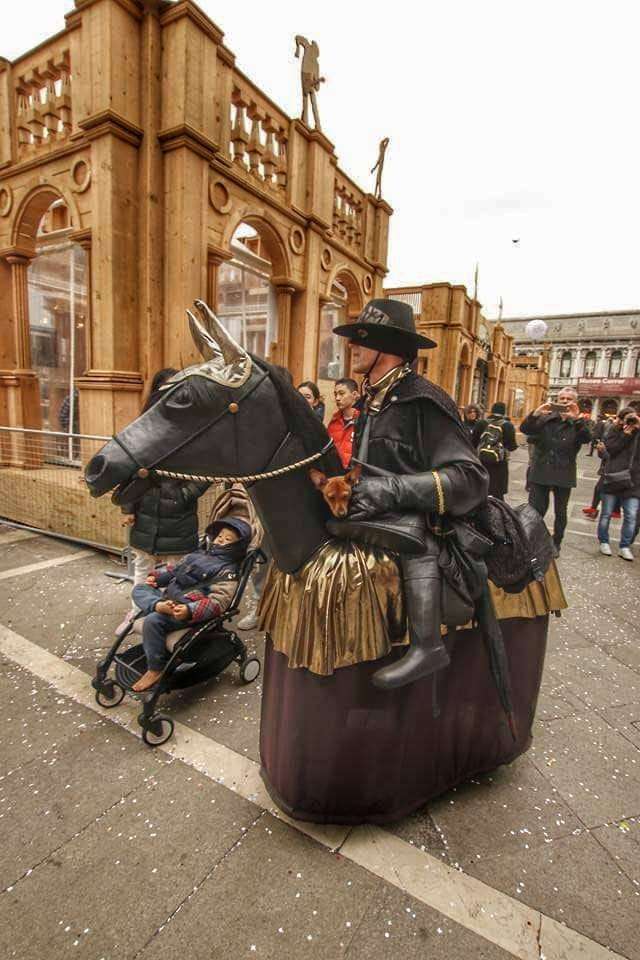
xmin=91 ymin=545 xmax=266 ymax=746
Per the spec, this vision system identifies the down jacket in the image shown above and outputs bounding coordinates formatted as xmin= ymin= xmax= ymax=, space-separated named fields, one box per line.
xmin=122 ymin=478 xmax=210 ymax=555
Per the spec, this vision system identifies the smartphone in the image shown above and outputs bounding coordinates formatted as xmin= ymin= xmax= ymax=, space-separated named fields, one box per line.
xmin=548 ymin=402 xmax=567 ymax=413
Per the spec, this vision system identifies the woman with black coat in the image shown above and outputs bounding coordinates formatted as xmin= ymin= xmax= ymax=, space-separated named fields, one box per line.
xmin=597 ymin=412 xmax=640 ymax=561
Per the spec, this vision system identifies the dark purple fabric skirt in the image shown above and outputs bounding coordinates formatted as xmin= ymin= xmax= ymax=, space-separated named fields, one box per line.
xmin=259 ymin=615 xmax=548 ymax=824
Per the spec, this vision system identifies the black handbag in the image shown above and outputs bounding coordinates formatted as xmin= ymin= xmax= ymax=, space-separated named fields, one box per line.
xmin=602 ymin=434 xmax=639 ymax=494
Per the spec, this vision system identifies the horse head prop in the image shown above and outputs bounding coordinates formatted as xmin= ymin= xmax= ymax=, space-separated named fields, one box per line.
xmin=84 ymin=300 xmax=341 ymax=572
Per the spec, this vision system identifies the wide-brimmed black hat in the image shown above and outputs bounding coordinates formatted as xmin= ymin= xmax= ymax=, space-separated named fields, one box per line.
xmin=333 ymin=298 xmax=437 ymax=356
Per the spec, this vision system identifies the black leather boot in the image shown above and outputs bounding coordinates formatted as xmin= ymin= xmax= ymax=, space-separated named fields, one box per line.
xmin=372 ymin=553 xmax=450 ymax=690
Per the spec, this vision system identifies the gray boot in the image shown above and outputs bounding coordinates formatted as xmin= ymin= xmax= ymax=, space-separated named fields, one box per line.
xmin=372 ymin=553 xmax=449 ymax=689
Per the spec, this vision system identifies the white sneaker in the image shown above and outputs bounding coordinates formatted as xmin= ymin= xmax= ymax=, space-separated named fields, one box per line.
xmin=599 ymin=543 xmax=612 ymax=557
xmin=619 ymin=547 xmax=634 ymax=562
xmin=237 ymin=599 xmax=259 ymax=631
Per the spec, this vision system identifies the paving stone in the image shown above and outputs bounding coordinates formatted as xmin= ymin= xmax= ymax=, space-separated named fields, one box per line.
xmin=385 ymin=806 xmax=450 ymax=862
xmin=424 ymin=756 xmax=581 ymax=869
xmin=0 ymin=758 xmax=259 ymax=960
xmin=466 ymin=830 xmax=640 ymax=960
xmin=591 ymin=817 xmax=640 ymax=889
xmin=0 ymin=537 xmax=80 ymax=573
xmin=529 ymin=712 xmax=640 ymax=827
xmin=138 ymin=813 xmax=380 ymax=960
xmin=534 ymin=684 xmax=582 ymax=721
xmin=598 ymin=703 xmax=640 ymax=750
xmin=0 ymin=721 xmax=169 ymax=886
xmin=0 ymin=555 xmax=129 ymax=653
xmin=0 ymin=663 xmax=103 ymax=775
xmin=545 ymin=642 xmax=640 ymax=711
xmin=344 ymin=877 xmax=515 ymax=960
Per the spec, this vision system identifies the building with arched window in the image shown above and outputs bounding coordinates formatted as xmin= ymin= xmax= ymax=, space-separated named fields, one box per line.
xmin=383 ymin=282 xmax=525 ymax=415
xmin=502 ymin=311 xmax=640 ymax=417
xmin=0 ymin=0 xmax=392 ymax=541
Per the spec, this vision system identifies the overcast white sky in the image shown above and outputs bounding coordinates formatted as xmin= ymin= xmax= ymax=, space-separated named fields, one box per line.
xmin=7 ymin=1 xmax=640 ymax=318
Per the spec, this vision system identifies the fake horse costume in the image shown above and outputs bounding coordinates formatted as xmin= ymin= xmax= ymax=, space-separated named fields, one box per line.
xmin=85 ymin=300 xmax=565 ymax=825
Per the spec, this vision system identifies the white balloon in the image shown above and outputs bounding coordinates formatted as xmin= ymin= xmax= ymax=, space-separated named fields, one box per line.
xmin=525 ymin=319 xmax=548 ymax=340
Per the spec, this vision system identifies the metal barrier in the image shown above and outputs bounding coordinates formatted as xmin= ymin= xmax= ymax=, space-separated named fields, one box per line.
xmin=0 ymin=426 xmax=222 ymax=556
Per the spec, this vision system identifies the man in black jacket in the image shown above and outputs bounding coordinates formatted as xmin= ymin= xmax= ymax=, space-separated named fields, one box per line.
xmin=333 ymin=299 xmax=488 ymax=689
xmin=520 ymin=387 xmax=591 ymax=554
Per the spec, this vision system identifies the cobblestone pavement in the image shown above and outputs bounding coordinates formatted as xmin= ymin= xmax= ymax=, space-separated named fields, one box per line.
xmin=0 ymin=449 xmax=638 ymax=960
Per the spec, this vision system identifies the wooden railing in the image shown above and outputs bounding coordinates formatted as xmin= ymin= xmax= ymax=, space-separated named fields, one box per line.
xmin=13 ymin=42 xmax=73 ymax=160
xmin=333 ymin=171 xmax=364 ymax=255
xmin=227 ymin=71 xmax=289 ymax=196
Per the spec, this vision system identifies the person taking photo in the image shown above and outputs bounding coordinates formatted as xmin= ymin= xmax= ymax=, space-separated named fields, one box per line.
xmin=520 ymin=387 xmax=591 ymax=555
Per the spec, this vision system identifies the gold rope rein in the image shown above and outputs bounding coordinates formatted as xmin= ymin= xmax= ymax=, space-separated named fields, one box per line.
xmin=153 ymin=444 xmax=329 ymax=485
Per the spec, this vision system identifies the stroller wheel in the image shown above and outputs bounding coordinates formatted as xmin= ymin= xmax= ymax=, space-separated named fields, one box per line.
xmin=95 ymin=681 xmax=125 ymax=709
xmin=240 ymin=657 xmax=261 ymax=684
xmin=141 ymin=715 xmax=174 ymax=747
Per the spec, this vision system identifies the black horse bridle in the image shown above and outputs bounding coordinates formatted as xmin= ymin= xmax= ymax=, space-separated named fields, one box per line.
xmin=110 ymin=368 xmax=334 ymax=488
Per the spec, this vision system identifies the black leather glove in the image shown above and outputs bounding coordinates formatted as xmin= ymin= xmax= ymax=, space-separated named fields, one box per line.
xmin=348 ymin=473 xmax=440 ymax=520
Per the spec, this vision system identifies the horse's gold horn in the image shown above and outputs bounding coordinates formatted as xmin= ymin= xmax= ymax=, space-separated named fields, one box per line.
xmin=194 ymin=299 xmax=248 ymax=367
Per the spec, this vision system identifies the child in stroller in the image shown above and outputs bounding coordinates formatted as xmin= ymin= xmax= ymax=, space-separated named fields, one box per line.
xmin=92 ymin=510 xmax=264 ymax=746
xmin=130 ymin=517 xmax=251 ymax=691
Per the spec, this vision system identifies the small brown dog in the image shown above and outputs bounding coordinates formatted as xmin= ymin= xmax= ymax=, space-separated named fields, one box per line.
xmin=309 ymin=464 xmax=361 ymax=518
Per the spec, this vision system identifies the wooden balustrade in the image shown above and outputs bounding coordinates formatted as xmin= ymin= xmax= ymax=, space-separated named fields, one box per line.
xmin=227 ymin=76 xmax=288 ymax=196
xmin=14 ymin=47 xmax=72 ymax=159
xmin=333 ymin=173 xmax=364 ymax=254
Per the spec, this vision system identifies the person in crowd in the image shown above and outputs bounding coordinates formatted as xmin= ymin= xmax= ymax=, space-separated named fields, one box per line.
xmin=59 ymin=388 xmax=79 ymax=434
xmin=583 ymin=408 xmax=630 ymax=519
xmin=115 ymin=368 xmax=210 ymax=634
xmin=477 ymin=401 xmax=518 ymax=500
xmin=520 ymin=387 xmax=592 ymax=555
xmin=130 ymin=518 xmax=251 ymax=690
xmin=327 ymin=377 xmax=360 ymax=468
xmin=597 ymin=410 xmax=640 ymax=561
xmin=587 ymin=414 xmax=607 ymax=456
xmin=297 ymin=381 xmax=325 ymax=421
xmin=462 ymin=403 xmax=487 ymax=448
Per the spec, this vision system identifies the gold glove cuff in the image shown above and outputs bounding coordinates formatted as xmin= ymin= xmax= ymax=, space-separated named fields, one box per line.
xmin=431 ymin=470 xmax=446 ymax=515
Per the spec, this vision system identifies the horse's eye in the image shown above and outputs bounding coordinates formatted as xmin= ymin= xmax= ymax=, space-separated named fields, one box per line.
xmin=165 ymin=389 xmax=192 ymax=410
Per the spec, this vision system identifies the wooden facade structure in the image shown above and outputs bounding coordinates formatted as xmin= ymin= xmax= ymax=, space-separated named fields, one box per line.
xmin=0 ymin=0 xmax=392 ymax=443
xmin=383 ymin=282 xmax=537 ymax=417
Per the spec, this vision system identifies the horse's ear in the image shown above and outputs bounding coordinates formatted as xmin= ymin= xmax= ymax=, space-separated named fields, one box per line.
xmin=195 ymin=300 xmax=248 ymax=367
xmin=184 ymin=300 xmax=252 ymax=388
xmin=309 ymin=468 xmax=327 ymax=489
xmin=188 ymin=309 xmax=218 ymax=360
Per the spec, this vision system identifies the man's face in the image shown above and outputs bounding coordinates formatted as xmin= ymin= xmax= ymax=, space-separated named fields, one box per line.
xmin=349 ymin=342 xmax=380 ymax=374
xmin=467 ymin=409 xmax=477 ymax=422
xmin=213 ymin=527 xmax=240 ymax=547
xmin=557 ymin=389 xmax=577 ymax=417
xmin=334 ymin=382 xmax=359 ymax=413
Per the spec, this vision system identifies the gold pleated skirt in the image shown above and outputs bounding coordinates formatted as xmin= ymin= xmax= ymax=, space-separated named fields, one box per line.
xmin=258 ymin=542 xmax=567 ymax=677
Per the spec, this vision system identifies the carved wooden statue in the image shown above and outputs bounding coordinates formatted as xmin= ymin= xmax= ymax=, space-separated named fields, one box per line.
xmin=294 ymin=35 xmax=324 ymax=131
xmin=371 ymin=137 xmax=390 ymax=200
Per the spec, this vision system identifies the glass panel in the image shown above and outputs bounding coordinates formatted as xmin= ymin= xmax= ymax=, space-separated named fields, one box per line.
xmin=559 ymin=352 xmax=572 ymax=378
xmin=609 ymin=351 xmax=622 ymax=378
xmin=27 ymin=241 xmax=88 ymax=462
xmin=317 ymin=302 xmax=346 ymax=380
xmin=217 ymin=259 xmax=275 ymax=360
xmin=584 ymin=351 xmax=597 ymax=378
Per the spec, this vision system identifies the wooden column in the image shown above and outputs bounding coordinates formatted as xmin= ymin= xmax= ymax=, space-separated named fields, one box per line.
xmin=0 ymin=250 xmax=42 ymax=464
xmin=272 ymin=283 xmax=295 ymax=368
xmin=207 ymin=246 xmax=233 ymax=312
xmin=6 ymin=253 xmax=32 ymax=369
